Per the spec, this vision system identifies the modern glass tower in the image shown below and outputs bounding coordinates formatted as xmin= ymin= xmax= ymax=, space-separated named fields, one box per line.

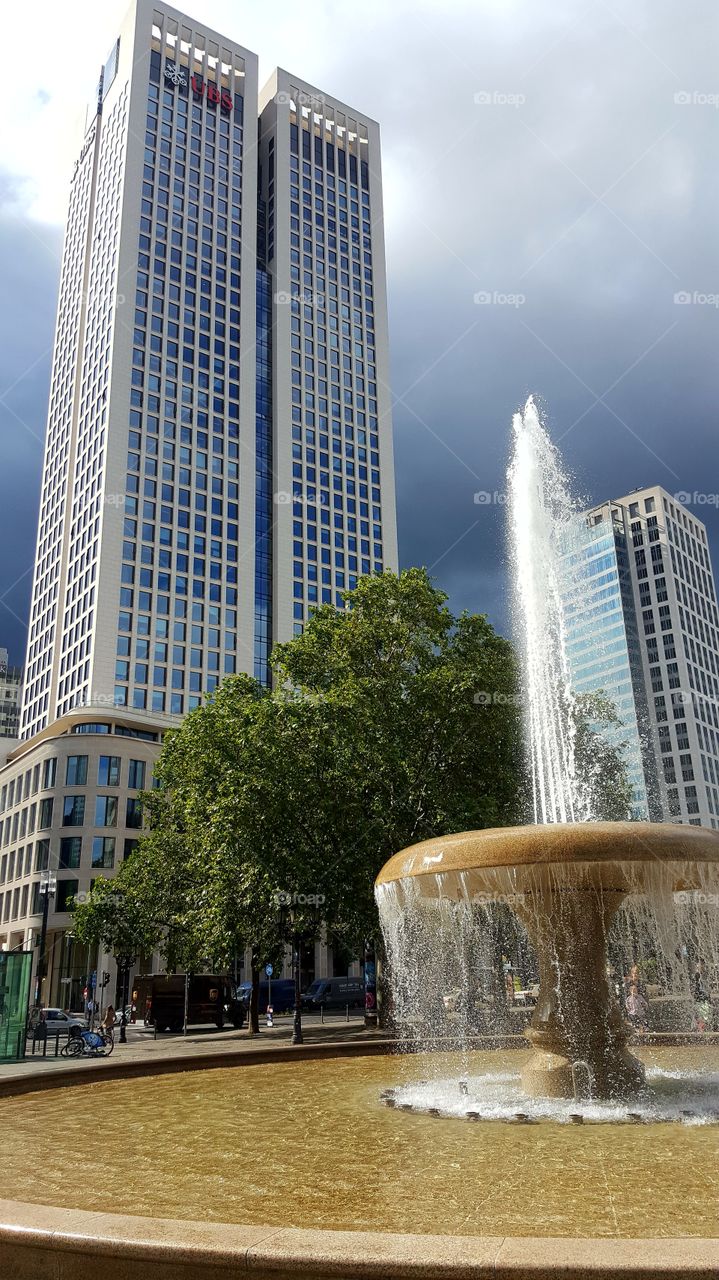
xmin=561 ymin=505 xmax=658 ymax=819
xmin=564 ymin=488 xmax=719 ymax=829
xmin=21 ymin=1 xmax=260 ymax=739
xmin=20 ymin=0 xmax=397 ymax=739
xmin=258 ymin=71 xmax=397 ymax=646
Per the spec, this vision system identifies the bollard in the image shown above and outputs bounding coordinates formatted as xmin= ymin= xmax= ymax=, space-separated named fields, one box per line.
xmin=154 ymin=1023 xmax=158 ymax=1041
xmin=320 ymin=1005 xmax=324 ymax=1025
xmin=345 ymin=1003 xmax=349 ymax=1023
xmin=55 ymin=1034 xmax=60 ymax=1057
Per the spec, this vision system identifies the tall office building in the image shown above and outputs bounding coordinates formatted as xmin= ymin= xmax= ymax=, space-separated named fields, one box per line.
xmin=561 ymin=510 xmax=658 ymax=820
xmin=2 ymin=0 xmax=397 ymax=998
xmin=258 ymin=72 xmax=397 ymax=646
xmin=564 ymin=487 xmax=719 ymax=829
xmin=21 ymin=1 xmax=259 ymax=741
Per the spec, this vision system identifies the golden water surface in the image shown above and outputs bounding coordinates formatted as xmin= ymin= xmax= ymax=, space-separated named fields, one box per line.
xmin=3 ymin=1049 xmax=717 ymax=1238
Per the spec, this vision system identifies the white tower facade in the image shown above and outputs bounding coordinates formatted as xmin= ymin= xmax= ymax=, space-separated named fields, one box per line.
xmin=21 ymin=1 xmax=259 ymax=737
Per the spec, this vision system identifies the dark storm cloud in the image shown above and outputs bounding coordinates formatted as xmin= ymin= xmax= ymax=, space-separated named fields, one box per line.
xmin=1 ymin=1 xmax=717 ymax=665
xmin=356 ymin=0 xmax=719 ymax=631
xmin=0 ymin=177 xmax=61 ymax=664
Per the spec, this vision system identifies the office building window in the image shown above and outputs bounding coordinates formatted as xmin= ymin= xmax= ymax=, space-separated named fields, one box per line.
xmin=92 ymin=837 xmax=116 ymax=869
xmin=128 ymin=759 xmax=146 ymax=789
xmin=62 ymin=795 xmax=86 ymax=827
xmin=66 ymin=756 xmax=88 ymax=786
xmin=59 ymin=837 xmax=82 ymax=870
xmin=95 ymin=796 xmax=119 ymax=827
xmin=98 ymin=755 xmax=121 ymax=787
xmin=38 ymin=798 xmax=53 ymax=830
xmin=126 ymin=797 xmax=143 ymax=829
xmin=56 ymin=879 xmax=78 ymax=912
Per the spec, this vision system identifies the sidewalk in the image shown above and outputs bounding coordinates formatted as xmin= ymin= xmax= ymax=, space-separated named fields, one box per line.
xmin=2 ymin=1014 xmax=377 ymax=1086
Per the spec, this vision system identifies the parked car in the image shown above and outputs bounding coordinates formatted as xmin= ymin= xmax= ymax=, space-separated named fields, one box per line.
xmin=237 ymin=979 xmax=296 ymax=1014
xmin=27 ymin=1008 xmax=84 ymax=1038
xmin=132 ymin=974 xmax=245 ymax=1032
xmin=301 ymin=977 xmax=365 ymax=1011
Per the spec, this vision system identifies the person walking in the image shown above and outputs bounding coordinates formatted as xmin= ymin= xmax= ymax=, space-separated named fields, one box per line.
xmin=100 ymin=1004 xmax=116 ymax=1032
xmin=625 ymin=983 xmax=649 ymax=1034
xmin=692 ymin=961 xmax=712 ymax=1032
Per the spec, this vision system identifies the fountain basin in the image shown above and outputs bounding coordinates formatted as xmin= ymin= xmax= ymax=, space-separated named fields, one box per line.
xmin=376 ymin=822 xmax=719 ymax=1102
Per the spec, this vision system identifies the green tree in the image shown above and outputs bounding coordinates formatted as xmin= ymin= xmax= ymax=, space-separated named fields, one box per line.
xmin=75 ymin=569 xmax=524 ymax=1027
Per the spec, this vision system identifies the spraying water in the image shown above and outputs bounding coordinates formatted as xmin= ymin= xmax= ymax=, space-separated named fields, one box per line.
xmin=375 ymin=398 xmax=719 ymax=1121
xmin=507 ymin=397 xmax=589 ymax=824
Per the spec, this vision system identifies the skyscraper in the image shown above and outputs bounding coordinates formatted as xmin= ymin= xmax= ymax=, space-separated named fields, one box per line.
xmin=564 ymin=487 xmax=719 ymax=829
xmin=258 ymin=72 xmax=397 ymax=648
xmin=21 ymin=2 xmax=260 ymax=740
xmin=561 ymin=507 xmax=658 ymax=820
xmin=2 ymin=0 xmax=397 ymax=999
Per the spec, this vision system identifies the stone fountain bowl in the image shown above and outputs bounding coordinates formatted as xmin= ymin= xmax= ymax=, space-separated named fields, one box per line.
xmin=375 ymin=822 xmax=719 ymax=1102
xmin=375 ymin=820 xmax=719 ymax=895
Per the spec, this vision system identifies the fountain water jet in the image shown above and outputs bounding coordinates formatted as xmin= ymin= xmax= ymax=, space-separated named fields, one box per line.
xmin=375 ymin=398 xmax=719 ymax=1108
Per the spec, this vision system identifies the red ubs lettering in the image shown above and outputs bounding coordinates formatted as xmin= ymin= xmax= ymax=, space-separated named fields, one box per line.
xmin=190 ymin=73 xmax=233 ymax=113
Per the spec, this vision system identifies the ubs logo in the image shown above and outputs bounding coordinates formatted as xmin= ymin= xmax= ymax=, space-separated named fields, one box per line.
xmin=164 ymin=61 xmax=233 ymax=112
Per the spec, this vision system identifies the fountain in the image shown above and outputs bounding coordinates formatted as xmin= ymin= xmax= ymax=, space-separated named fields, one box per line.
xmin=376 ymin=398 xmax=719 ymax=1111
xmin=0 ymin=400 xmax=717 ymax=1274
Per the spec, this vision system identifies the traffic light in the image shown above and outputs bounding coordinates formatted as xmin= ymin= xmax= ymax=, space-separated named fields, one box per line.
xmin=101 ymin=971 xmax=111 ymax=988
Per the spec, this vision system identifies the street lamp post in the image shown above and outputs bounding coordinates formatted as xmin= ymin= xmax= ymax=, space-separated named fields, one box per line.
xmin=33 ymin=871 xmax=57 ymax=1009
xmin=292 ymin=932 xmax=303 ymax=1045
xmin=116 ymin=954 xmax=135 ymax=1044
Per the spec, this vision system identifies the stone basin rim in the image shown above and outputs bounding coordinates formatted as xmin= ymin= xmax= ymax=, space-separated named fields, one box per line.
xmin=375 ymin=821 xmax=719 ymax=887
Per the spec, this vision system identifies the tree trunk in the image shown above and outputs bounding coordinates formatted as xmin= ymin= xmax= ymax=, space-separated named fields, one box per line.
xmin=250 ymin=965 xmax=260 ymax=1033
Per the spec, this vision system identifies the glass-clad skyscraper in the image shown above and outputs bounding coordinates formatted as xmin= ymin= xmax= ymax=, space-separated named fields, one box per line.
xmin=258 ymin=71 xmax=398 ymax=646
xmin=561 ymin=504 xmax=657 ymax=819
xmin=563 ymin=488 xmax=719 ymax=829
xmin=20 ymin=1 xmax=397 ymax=738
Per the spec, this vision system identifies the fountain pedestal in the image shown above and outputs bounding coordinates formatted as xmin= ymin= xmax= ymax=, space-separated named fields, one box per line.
xmin=375 ymin=821 xmax=719 ymax=1109
xmin=517 ymin=879 xmax=645 ymax=1101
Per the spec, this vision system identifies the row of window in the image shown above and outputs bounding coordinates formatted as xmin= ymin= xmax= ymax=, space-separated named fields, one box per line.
xmin=0 ymin=755 xmax=146 ymax=813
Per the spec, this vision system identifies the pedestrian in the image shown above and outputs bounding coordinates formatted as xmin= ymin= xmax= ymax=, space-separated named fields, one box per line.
xmin=100 ymin=1004 xmax=116 ymax=1032
xmin=625 ymin=983 xmax=649 ymax=1034
xmin=692 ymin=960 xmax=712 ymax=1032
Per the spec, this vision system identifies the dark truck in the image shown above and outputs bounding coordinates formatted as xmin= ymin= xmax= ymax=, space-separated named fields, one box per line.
xmin=132 ymin=974 xmax=245 ymax=1032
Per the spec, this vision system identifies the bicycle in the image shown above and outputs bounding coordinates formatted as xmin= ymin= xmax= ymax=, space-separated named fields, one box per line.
xmin=60 ymin=1026 xmax=115 ymax=1058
